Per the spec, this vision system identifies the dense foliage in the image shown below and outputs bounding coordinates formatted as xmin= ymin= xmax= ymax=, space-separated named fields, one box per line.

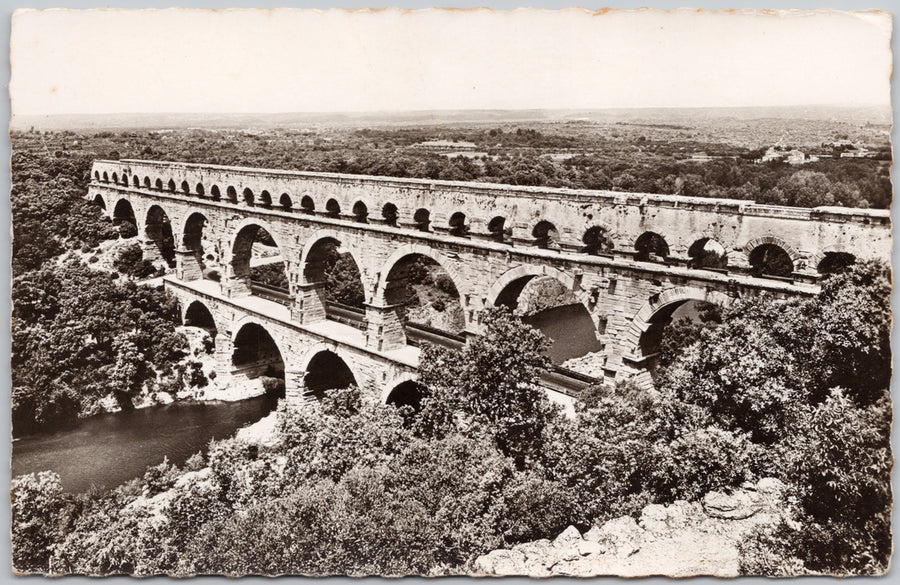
xmin=11 ymin=261 xmax=187 ymax=435
xmin=12 ymin=264 xmax=892 ymax=575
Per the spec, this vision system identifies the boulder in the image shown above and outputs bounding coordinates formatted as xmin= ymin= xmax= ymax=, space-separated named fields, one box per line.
xmin=756 ymin=477 xmax=786 ymax=497
xmin=639 ymin=503 xmax=671 ymax=533
xmin=553 ymin=525 xmax=582 ymax=545
xmin=598 ymin=516 xmax=644 ymax=557
xmin=473 ymin=549 xmax=526 ymax=576
xmin=703 ymin=489 xmax=761 ymax=520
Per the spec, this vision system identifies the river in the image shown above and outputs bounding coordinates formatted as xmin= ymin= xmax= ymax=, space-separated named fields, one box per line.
xmin=11 ymin=304 xmax=619 ymax=494
xmin=11 ymin=395 xmax=278 ymax=493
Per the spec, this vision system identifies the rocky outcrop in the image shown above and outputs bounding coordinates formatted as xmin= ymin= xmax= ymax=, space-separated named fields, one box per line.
xmin=472 ymin=478 xmax=788 ymax=577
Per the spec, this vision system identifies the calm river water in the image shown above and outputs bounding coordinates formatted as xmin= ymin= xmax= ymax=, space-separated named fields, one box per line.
xmin=12 ymin=304 xmax=610 ymax=494
xmin=11 ymin=395 xmax=278 ymax=493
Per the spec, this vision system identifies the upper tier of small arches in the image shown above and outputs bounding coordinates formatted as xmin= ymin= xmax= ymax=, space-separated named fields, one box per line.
xmin=90 ymin=161 xmax=889 ymax=279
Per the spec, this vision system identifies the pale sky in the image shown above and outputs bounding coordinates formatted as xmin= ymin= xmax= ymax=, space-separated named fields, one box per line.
xmin=9 ymin=7 xmax=893 ymax=115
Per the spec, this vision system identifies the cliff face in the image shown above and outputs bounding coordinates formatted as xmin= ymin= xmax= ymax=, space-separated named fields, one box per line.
xmin=473 ymin=478 xmax=788 ymax=577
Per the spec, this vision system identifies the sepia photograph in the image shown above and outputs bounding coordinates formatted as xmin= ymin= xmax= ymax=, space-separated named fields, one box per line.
xmin=7 ymin=5 xmax=894 ymax=577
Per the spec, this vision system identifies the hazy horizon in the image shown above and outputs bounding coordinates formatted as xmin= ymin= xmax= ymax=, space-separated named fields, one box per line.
xmin=11 ymin=9 xmax=892 ymax=118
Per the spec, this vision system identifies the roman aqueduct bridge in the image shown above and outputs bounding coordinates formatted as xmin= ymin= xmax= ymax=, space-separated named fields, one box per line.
xmin=89 ymin=159 xmax=892 ymax=404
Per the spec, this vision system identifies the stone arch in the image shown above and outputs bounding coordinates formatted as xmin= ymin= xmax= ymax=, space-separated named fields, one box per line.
xmin=380 ymin=372 xmax=421 ymax=405
xmin=120 ymin=173 xmax=129 ymax=186
xmin=634 ymin=231 xmax=670 ymax=261
xmin=92 ymin=193 xmax=107 ymax=210
xmin=94 ymin=170 xmax=100 ymax=181
xmin=488 ymin=216 xmax=509 ymax=242
xmin=181 ymin=180 xmax=191 ymax=194
xmin=154 ymin=178 xmax=163 ymax=190
xmin=180 ymin=211 xmax=213 ymax=274
xmin=448 ymin=211 xmax=469 ymax=237
xmin=325 ymin=198 xmax=341 ymax=218
xmin=381 ymin=202 xmax=399 ymax=226
xmin=688 ymin=236 xmax=728 ymax=269
xmin=113 ymin=198 xmax=138 ymax=237
xmin=243 ymin=188 xmax=255 ymax=206
xmin=413 ymin=208 xmax=431 ymax=231
xmin=182 ymin=299 xmax=219 ymax=334
xmin=811 ymin=246 xmax=857 ymax=275
xmin=132 ymin=175 xmax=140 ymax=188
xmin=226 ymin=186 xmax=238 ymax=203
xmin=228 ymin=218 xmax=289 ymax=297
xmin=144 ymin=204 xmax=177 ymax=266
xmin=582 ymin=225 xmax=615 ymax=254
xmin=743 ymin=235 xmax=801 ymax=265
xmin=382 ymin=378 xmax=426 ymax=410
xmin=210 ymin=185 xmax=221 ymax=201
xmin=279 ymin=193 xmax=293 ymax=210
xmin=111 ymin=172 xmax=118 ymax=184
xmin=297 ymin=343 xmax=363 ymax=398
xmin=352 ymin=200 xmax=369 ymax=223
xmin=230 ymin=315 xmax=290 ymax=367
xmin=374 ymin=244 xmax=469 ymax=305
xmin=531 ymin=219 xmax=560 ymax=249
xmin=195 ymin=183 xmax=205 ymax=197
xmin=300 ymin=195 xmax=316 ymax=214
xmin=259 ymin=190 xmax=272 ymax=207
xmin=485 ymin=264 xmax=577 ymax=309
xmin=167 ymin=179 xmax=176 ymax=192
xmin=143 ymin=176 xmax=152 ymax=189
xmin=622 ymin=286 xmax=735 ymax=359
xmin=230 ymin=319 xmax=288 ymax=390
xmin=299 ymin=229 xmax=368 ymax=288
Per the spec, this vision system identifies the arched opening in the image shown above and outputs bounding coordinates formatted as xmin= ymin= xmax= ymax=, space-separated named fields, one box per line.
xmin=383 ymin=254 xmax=465 ymax=335
xmin=532 ymin=220 xmax=559 ymax=249
xmin=132 ymin=175 xmax=140 ymax=188
xmin=102 ymin=172 xmax=109 ymax=182
xmin=494 ymin=274 xmax=596 ymax=365
xmin=325 ymin=198 xmax=341 ymax=218
xmin=143 ymin=176 xmax=151 ymax=189
xmin=749 ymin=244 xmax=794 ymax=278
xmin=111 ymin=172 xmax=118 ymax=184
xmin=94 ymin=171 xmax=100 ymax=181
xmin=688 ymin=238 xmax=728 ymax=270
xmin=113 ymin=199 xmax=137 ymax=238
xmin=232 ymin=224 xmax=290 ymax=302
xmin=280 ymin=193 xmax=293 ymax=211
xmin=635 ymin=231 xmax=670 ymax=262
xmin=488 ymin=216 xmax=509 ymax=242
xmin=304 ymin=350 xmax=356 ymax=400
xmin=155 ymin=178 xmax=163 ymax=190
xmin=226 ymin=186 xmax=238 ymax=203
xmin=167 ymin=179 xmax=176 ymax=192
xmin=382 ymin=202 xmax=399 ymax=226
xmin=638 ymin=299 xmax=722 ymax=381
xmin=818 ymin=251 xmax=856 ymax=275
xmin=93 ymin=194 xmax=106 ymax=210
xmin=582 ymin=226 xmax=614 ymax=255
xmin=301 ymin=195 xmax=315 ymax=214
xmin=210 ymin=185 xmax=221 ymax=201
xmin=122 ymin=174 xmax=129 ymax=186
xmin=413 ymin=208 xmax=430 ymax=232
xmin=181 ymin=180 xmax=190 ymax=194
xmin=304 ymin=238 xmax=366 ymax=311
xmin=231 ymin=323 xmax=285 ymax=399
xmin=385 ymin=380 xmax=425 ymax=411
xmin=195 ymin=183 xmax=205 ymax=197
xmin=183 ymin=212 xmax=218 ymax=280
xmin=144 ymin=205 xmax=176 ymax=267
xmin=183 ymin=300 xmax=217 ymax=335
xmin=259 ymin=190 xmax=272 ymax=207
xmin=352 ymin=201 xmax=368 ymax=223
xmin=243 ymin=188 xmax=255 ymax=206
xmin=448 ymin=212 xmax=469 ymax=237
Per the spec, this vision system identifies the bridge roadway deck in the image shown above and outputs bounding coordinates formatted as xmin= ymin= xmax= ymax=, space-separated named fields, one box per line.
xmin=164 ymin=276 xmax=594 ymax=400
